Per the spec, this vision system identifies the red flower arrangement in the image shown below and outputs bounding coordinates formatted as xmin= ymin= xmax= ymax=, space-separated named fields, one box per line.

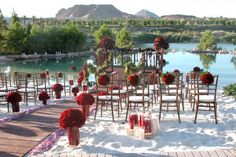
xmin=57 ymin=72 xmax=63 ymax=78
xmin=162 ymin=73 xmax=175 ymax=85
xmin=6 ymin=92 xmax=22 ymax=112
xmin=76 ymin=93 xmax=95 ymax=106
xmin=76 ymin=93 xmax=95 ymax=118
xmin=71 ymin=87 xmax=79 ymax=97
xmin=193 ymin=66 xmax=201 ymax=72
xmin=70 ymin=66 xmax=76 ymax=71
xmin=99 ymin=36 xmax=115 ymax=50
xmin=77 ymin=71 xmax=84 ymax=85
xmin=38 ymin=91 xmax=50 ymax=105
xmin=127 ymin=74 xmax=139 ymax=86
xmin=98 ymin=74 xmax=110 ymax=86
xmin=200 ymin=72 xmax=214 ymax=85
xmin=153 ymin=36 xmax=169 ymax=51
xmin=59 ymin=108 xmax=86 ymax=129
xmin=27 ymin=73 xmax=32 ymax=78
xmin=40 ymin=72 xmax=47 ymax=79
xmin=52 ymin=83 xmax=63 ymax=99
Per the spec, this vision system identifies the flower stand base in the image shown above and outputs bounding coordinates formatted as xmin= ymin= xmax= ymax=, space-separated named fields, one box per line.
xmin=42 ymin=100 xmax=47 ymax=105
xmin=12 ymin=102 xmax=20 ymax=112
xmin=55 ymin=92 xmax=61 ymax=99
xmin=82 ymin=105 xmax=90 ymax=119
xmin=67 ymin=127 xmax=80 ymax=146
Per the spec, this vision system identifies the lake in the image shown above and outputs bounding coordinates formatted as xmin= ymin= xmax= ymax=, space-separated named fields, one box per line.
xmin=0 ymin=43 xmax=235 ymax=89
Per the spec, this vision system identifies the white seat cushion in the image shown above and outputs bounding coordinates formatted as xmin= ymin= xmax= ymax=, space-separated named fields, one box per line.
xmin=190 ymin=89 xmax=208 ymax=94
xmin=0 ymin=92 xmax=7 ymax=96
xmin=38 ymin=84 xmax=52 ymax=89
xmin=162 ymin=96 xmax=180 ymax=102
xmin=195 ymin=95 xmax=215 ymax=102
xmin=110 ymin=89 xmax=126 ymax=94
xmin=0 ymin=86 xmax=17 ymax=91
xmin=98 ymin=95 xmax=120 ymax=101
xmin=18 ymin=88 xmax=36 ymax=92
xmin=168 ymin=84 xmax=177 ymax=89
xmin=136 ymin=89 xmax=153 ymax=95
xmin=129 ymin=96 xmax=150 ymax=102
xmin=149 ymin=85 xmax=159 ymax=90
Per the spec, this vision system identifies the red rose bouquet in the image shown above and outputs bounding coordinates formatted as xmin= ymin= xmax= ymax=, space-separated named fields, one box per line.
xmin=59 ymin=108 xmax=86 ymax=146
xmin=153 ymin=36 xmax=169 ymax=51
xmin=200 ymin=72 xmax=214 ymax=85
xmin=6 ymin=92 xmax=22 ymax=112
xmin=76 ymin=93 xmax=95 ymax=118
xmin=40 ymin=72 xmax=47 ymax=79
xmin=99 ymin=37 xmax=115 ymax=50
xmin=38 ymin=91 xmax=50 ymax=105
xmin=98 ymin=74 xmax=110 ymax=86
xmin=173 ymin=69 xmax=180 ymax=74
xmin=71 ymin=87 xmax=79 ymax=97
xmin=70 ymin=66 xmax=76 ymax=71
xmin=57 ymin=72 xmax=63 ymax=78
xmin=52 ymin=83 xmax=63 ymax=99
xmin=162 ymin=73 xmax=175 ymax=85
xmin=77 ymin=71 xmax=84 ymax=85
xmin=127 ymin=74 xmax=139 ymax=86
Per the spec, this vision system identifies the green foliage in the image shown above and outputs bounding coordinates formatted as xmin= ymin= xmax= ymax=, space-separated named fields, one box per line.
xmin=223 ymin=84 xmax=236 ymax=100
xmin=93 ymin=24 xmax=114 ymax=45
xmin=231 ymin=56 xmax=236 ymax=69
xmin=116 ymin=28 xmax=132 ymax=48
xmin=222 ymin=33 xmax=236 ymax=44
xmin=199 ymin=54 xmax=216 ymax=70
xmin=198 ymin=30 xmax=217 ymax=50
xmin=0 ymin=9 xmax=5 ymax=52
xmin=4 ymin=21 xmax=28 ymax=54
xmin=132 ymin=32 xmax=157 ymax=43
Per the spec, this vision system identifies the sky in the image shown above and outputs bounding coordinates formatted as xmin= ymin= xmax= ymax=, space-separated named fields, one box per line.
xmin=0 ymin=0 xmax=236 ymax=18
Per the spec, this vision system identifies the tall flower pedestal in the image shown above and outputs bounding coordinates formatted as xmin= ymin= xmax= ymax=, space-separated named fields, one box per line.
xmin=12 ymin=102 xmax=20 ymax=112
xmin=55 ymin=92 xmax=61 ymax=99
xmin=42 ymin=100 xmax=47 ymax=105
xmin=82 ymin=105 xmax=90 ymax=119
xmin=67 ymin=127 xmax=80 ymax=146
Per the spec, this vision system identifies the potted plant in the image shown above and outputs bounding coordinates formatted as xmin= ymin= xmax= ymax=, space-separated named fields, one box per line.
xmin=52 ymin=83 xmax=63 ymax=99
xmin=76 ymin=93 xmax=95 ymax=119
xmin=38 ymin=91 xmax=50 ymax=105
xmin=6 ymin=92 xmax=22 ymax=112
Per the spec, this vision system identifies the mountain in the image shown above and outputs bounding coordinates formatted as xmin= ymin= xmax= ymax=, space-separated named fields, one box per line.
xmin=56 ymin=4 xmax=134 ymax=20
xmin=135 ymin=9 xmax=159 ymax=18
xmin=161 ymin=14 xmax=197 ymax=20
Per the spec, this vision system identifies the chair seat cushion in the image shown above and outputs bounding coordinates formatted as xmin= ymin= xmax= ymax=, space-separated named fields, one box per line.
xmin=38 ymin=84 xmax=52 ymax=89
xmin=0 ymin=86 xmax=17 ymax=91
xmin=149 ymin=85 xmax=159 ymax=90
xmin=190 ymin=89 xmax=208 ymax=94
xmin=110 ymin=89 xmax=126 ymax=94
xmin=18 ymin=88 xmax=36 ymax=92
xmin=129 ymin=96 xmax=150 ymax=102
xmin=98 ymin=95 xmax=120 ymax=101
xmin=136 ymin=89 xmax=153 ymax=95
xmin=162 ymin=96 xmax=180 ymax=102
xmin=195 ymin=95 xmax=215 ymax=102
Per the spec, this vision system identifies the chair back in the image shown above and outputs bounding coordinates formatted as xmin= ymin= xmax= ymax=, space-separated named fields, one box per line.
xmin=0 ymin=73 xmax=8 ymax=90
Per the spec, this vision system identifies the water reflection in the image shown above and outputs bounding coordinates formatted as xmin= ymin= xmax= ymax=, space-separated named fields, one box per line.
xmin=231 ymin=56 xmax=236 ymax=69
xmin=199 ymin=54 xmax=216 ymax=70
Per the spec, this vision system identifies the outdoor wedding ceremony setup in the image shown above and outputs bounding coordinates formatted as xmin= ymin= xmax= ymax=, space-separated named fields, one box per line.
xmin=0 ymin=35 xmax=236 ymax=157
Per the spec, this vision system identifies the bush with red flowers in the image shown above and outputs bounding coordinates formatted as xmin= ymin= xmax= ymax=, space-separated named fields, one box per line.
xmin=127 ymin=74 xmax=139 ymax=86
xmin=193 ymin=66 xmax=201 ymax=72
xmin=6 ymin=92 xmax=22 ymax=104
xmin=153 ymin=36 xmax=169 ymax=51
xmin=200 ymin=72 xmax=214 ymax=85
xmin=52 ymin=83 xmax=63 ymax=92
xmin=76 ymin=93 xmax=95 ymax=106
xmin=40 ymin=72 xmax=47 ymax=78
xmin=98 ymin=74 xmax=110 ymax=86
xmin=162 ymin=73 xmax=175 ymax=85
xmin=99 ymin=37 xmax=115 ymax=50
xmin=59 ymin=108 xmax=86 ymax=129
xmin=38 ymin=91 xmax=50 ymax=101
xmin=57 ymin=72 xmax=63 ymax=78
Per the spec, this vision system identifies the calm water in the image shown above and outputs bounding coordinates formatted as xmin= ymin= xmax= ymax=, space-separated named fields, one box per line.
xmin=0 ymin=43 xmax=235 ymax=89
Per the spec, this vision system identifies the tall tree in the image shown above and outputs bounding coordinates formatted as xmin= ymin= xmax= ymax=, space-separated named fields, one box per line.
xmin=198 ymin=30 xmax=217 ymax=50
xmin=93 ymin=24 xmax=114 ymax=45
xmin=116 ymin=28 xmax=132 ymax=48
xmin=0 ymin=9 xmax=5 ymax=51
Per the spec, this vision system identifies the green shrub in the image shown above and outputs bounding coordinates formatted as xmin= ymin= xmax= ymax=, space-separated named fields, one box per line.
xmin=223 ymin=84 xmax=236 ymax=100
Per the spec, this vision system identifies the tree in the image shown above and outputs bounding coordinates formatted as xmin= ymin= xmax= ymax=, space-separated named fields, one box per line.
xmin=198 ymin=30 xmax=217 ymax=50
xmin=4 ymin=12 xmax=28 ymax=54
xmin=93 ymin=24 xmax=114 ymax=45
xmin=199 ymin=54 xmax=216 ymax=70
xmin=0 ymin=9 xmax=5 ymax=52
xmin=116 ymin=28 xmax=132 ymax=48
